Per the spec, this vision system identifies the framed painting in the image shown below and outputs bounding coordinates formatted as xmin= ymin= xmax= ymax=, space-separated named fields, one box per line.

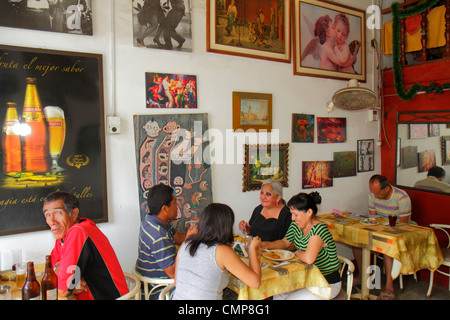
xmin=132 ymin=0 xmax=192 ymax=51
xmin=133 ymin=113 xmax=213 ymax=232
xmin=357 ymin=139 xmax=375 ymax=172
xmin=233 ymin=92 xmax=272 ymax=132
xmin=292 ymin=113 xmax=314 ymax=142
xmin=418 ymin=150 xmax=436 ymax=173
xmin=0 ymin=0 xmax=93 ymax=35
xmin=242 ymin=143 xmax=289 ymax=192
xmin=333 ymin=151 xmax=356 ymax=178
xmin=0 ymin=45 xmax=107 ymax=236
xmin=409 ymin=123 xmax=428 ymax=139
xmin=145 ymin=72 xmax=197 ymax=108
xmin=293 ymin=0 xmax=366 ymax=81
xmin=442 ymin=136 xmax=450 ymax=165
xmin=206 ymin=0 xmax=291 ymax=63
xmin=428 ymin=124 xmax=440 ymax=137
xmin=302 ymin=161 xmax=333 ymax=189
xmin=317 ymin=117 xmax=346 ymax=143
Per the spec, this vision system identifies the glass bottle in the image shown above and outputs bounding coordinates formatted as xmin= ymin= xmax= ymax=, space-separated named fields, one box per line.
xmin=22 ymin=77 xmax=49 ymax=173
xmin=22 ymin=261 xmax=40 ymax=300
xmin=41 ymin=255 xmax=58 ymax=300
xmin=2 ymin=103 xmax=22 ymax=173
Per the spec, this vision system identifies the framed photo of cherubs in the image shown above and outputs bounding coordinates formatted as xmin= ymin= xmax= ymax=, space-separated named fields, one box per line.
xmin=206 ymin=0 xmax=291 ymax=63
xmin=293 ymin=0 xmax=366 ymax=81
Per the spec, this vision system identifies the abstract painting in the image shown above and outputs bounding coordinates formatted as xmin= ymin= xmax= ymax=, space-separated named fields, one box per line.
xmin=333 ymin=151 xmax=356 ymax=178
xmin=292 ymin=114 xmax=314 ymax=143
xmin=317 ymin=117 xmax=347 ymax=143
xmin=133 ymin=113 xmax=213 ymax=232
xmin=418 ymin=150 xmax=436 ymax=173
xmin=302 ymin=161 xmax=333 ymax=189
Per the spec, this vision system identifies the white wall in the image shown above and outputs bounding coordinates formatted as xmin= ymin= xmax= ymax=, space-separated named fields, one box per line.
xmin=0 ymin=0 xmax=380 ymax=272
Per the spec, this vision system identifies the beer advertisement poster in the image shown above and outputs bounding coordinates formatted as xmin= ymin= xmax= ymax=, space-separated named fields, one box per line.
xmin=0 ymin=45 xmax=107 ymax=236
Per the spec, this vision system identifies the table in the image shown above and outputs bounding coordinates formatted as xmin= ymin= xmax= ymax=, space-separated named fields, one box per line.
xmin=227 ymin=246 xmax=331 ymax=300
xmin=319 ymin=213 xmax=444 ymax=300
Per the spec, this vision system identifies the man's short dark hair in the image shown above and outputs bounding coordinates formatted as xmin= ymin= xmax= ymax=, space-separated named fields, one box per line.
xmin=369 ymin=174 xmax=391 ymax=189
xmin=44 ymin=191 xmax=80 ymax=215
xmin=147 ymin=183 xmax=174 ymax=216
xmin=427 ymin=166 xmax=445 ymax=179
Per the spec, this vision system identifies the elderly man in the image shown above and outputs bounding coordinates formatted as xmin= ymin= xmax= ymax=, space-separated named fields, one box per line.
xmin=44 ymin=191 xmax=128 ymax=300
xmin=414 ymin=166 xmax=450 ymax=193
xmin=353 ymin=174 xmax=411 ymax=300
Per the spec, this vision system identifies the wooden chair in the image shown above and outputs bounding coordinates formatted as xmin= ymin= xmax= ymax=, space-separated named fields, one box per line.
xmin=427 ymin=224 xmax=450 ymax=298
xmin=333 ymin=255 xmax=355 ymax=300
xmin=133 ymin=266 xmax=174 ymax=300
xmin=158 ymin=282 xmax=176 ymax=300
xmin=117 ymin=272 xmax=140 ymax=300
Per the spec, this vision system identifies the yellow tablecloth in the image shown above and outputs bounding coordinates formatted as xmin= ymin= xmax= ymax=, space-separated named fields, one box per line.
xmin=0 ymin=263 xmax=45 ymax=300
xmin=227 ymin=243 xmax=331 ymax=300
xmin=382 ymin=5 xmax=447 ymax=55
xmin=319 ymin=213 xmax=443 ymax=276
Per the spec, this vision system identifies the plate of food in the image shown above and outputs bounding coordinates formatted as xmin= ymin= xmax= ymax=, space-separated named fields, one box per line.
xmin=262 ymin=249 xmax=295 ymax=261
xmin=360 ymin=219 xmax=378 ymax=225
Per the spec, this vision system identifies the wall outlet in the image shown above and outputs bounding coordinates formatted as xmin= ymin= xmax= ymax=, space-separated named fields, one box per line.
xmin=368 ymin=109 xmax=379 ymax=122
xmin=107 ymin=116 xmax=121 ymax=134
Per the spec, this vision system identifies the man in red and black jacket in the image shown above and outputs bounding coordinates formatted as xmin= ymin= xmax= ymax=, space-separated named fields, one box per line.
xmin=43 ymin=191 xmax=128 ymax=300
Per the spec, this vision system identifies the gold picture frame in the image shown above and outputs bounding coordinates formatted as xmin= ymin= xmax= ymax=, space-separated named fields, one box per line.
xmin=232 ymin=91 xmax=272 ymax=132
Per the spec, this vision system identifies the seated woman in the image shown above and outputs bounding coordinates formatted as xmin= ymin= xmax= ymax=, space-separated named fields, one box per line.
xmin=261 ymin=192 xmax=341 ymax=300
xmin=172 ymin=203 xmax=261 ymax=300
xmin=238 ymin=179 xmax=291 ymax=241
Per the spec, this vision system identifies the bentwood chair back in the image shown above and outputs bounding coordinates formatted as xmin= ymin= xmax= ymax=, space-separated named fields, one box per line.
xmin=133 ymin=266 xmax=174 ymax=300
xmin=158 ymin=282 xmax=176 ymax=300
xmin=335 ymin=255 xmax=355 ymax=300
xmin=117 ymin=272 xmax=140 ymax=300
xmin=427 ymin=224 xmax=450 ymax=297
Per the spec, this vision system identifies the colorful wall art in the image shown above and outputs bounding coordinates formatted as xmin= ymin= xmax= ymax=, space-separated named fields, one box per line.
xmin=133 ymin=113 xmax=212 ymax=232
xmin=317 ymin=117 xmax=347 ymax=143
xmin=302 ymin=161 xmax=333 ymax=189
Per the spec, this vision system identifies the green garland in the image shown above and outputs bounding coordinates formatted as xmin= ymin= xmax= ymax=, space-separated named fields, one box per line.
xmin=391 ymin=0 xmax=450 ymax=101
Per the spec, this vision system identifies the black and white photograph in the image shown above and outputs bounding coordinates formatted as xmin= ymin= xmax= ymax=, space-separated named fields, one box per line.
xmin=132 ymin=0 xmax=192 ymax=51
xmin=0 ymin=0 xmax=93 ymax=35
xmin=357 ymin=139 xmax=374 ymax=172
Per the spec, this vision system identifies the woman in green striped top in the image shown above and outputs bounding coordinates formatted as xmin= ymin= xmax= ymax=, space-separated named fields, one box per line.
xmin=261 ymin=192 xmax=341 ymax=300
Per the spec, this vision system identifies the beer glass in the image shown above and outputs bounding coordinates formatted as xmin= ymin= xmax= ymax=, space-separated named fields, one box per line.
xmin=44 ymin=106 xmax=66 ymax=172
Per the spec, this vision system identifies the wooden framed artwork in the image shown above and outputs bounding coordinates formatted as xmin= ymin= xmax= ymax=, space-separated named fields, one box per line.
xmin=145 ymin=72 xmax=197 ymax=108
xmin=293 ymin=0 xmax=366 ymax=81
xmin=441 ymin=136 xmax=450 ymax=165
xmin=292 ymin=113 xmax=314 ymax=142
xmin=0 ymin=45 xmax=107 ymax=236
xmin=317 ymin=117 xmax=346 ymax=143
xmin=233 ymin=92 xmax=272 ymax=132
xmin=357 ymin=139 xmax=375 ymax=172
xmin=206 ymin=0 xmax=291 ymax=63
xmin=302 ymin=161 xmax=333 ymax=189
xmin=242 ymin=143 xmax=289 ymax=192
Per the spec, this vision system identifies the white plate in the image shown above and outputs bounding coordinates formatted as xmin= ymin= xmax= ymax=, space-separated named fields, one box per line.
xmin=262 ymin=250 xmax=295 ymax=261
xmin=360 ymin=219 xmax=378 ymax=225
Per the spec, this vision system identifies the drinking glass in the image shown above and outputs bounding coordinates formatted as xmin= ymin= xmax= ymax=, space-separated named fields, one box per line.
xmin=388 ymin=213 xmax=398 ymax=228
xmin=0 ymin=285 xmax=11 ymax=300
xmin=14 ymin=263 xmax=26 ymax=289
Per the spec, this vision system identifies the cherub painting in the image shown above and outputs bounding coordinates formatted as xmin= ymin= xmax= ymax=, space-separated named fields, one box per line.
xmin=294 ymin=0 xmax=365 ymax=81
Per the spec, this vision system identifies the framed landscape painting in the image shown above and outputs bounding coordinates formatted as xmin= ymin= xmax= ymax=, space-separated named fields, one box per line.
xmin=293 ymin=0 xmax=365 ymax=81
xmin=233 ymin=91 xmax=272 ymax=132
xmin=207 ymin=0 xmax=291 ymax=62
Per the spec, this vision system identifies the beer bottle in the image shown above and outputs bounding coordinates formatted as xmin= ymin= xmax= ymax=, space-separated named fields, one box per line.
xmin=1 ymin=103 xmax=22 ymax=173
xmin=22 ymin=261 xmax=40 ymax=300
xmin=41 ymin=255 xmax=58 ymax=300
xmin=22 ymin=77 xmax=49 ymax=173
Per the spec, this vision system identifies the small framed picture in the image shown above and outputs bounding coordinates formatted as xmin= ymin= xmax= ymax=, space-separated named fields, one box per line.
xmin=233 ymin=92 xmax=272 ymax=132
xmin=292 ymin=114 xmax=314 ymax=142
xmin=357 ymin=139 xmax=375 ymax=172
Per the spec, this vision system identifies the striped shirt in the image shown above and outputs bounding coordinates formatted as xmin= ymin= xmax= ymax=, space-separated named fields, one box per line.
xmin=285 ymin=222 xmax=339 ymax=277
xmin=414 ymin=176 xmax=450 ymax=193
xmin=136 ymin=214 xmax=176 ymax=283
xmin=368 ymin=186 xmax=411 ymax=219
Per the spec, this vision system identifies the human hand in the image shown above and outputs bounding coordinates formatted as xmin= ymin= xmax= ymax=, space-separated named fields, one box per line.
xmin=186 ymin=225 xmax=198 ymax=239
xmin=238 ymin=220 xmax=247 ymax=233
xmin=250 ymin=236 xmax=261 ymax=250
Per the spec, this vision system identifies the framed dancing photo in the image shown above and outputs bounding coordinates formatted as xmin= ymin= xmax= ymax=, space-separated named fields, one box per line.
xmin=293 ymin=0 xmax=366 ymax=81
xmin=207 ymin=0 xmax=291 ymax=62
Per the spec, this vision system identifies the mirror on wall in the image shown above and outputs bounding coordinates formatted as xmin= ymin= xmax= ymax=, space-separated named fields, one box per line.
xmin=396 ymin=111 xmax=450 ymax=194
